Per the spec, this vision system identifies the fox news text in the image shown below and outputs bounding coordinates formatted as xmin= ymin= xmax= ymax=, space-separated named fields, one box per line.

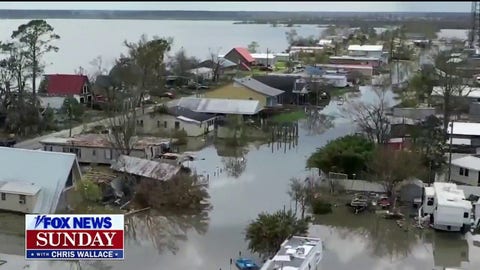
xmin=25 ymin=214 xmax=124 ymax=260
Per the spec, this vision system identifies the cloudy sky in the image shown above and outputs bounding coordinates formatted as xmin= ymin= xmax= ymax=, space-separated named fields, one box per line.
xmin=0 ymin=1 xmax=471 ymax=13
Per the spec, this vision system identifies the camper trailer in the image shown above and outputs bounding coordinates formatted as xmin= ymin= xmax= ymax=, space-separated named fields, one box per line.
xmin=421 ymin=183 xmax=472 ymax=232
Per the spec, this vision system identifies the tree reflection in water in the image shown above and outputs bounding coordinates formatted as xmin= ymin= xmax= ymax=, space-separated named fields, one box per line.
xmin=303 ymin=107 xmax=334 ymax=136
xmin=216 ymin=141 xmax=249 ymax=178
xmin=124 ymin=208 xmax=210 ymax=255
xmin=312 ymin=206 xmax=420 ymax=260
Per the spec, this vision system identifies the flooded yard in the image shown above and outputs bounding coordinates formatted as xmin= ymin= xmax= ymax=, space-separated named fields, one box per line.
xmin=2 ymin=86 xmax=480 ymax=270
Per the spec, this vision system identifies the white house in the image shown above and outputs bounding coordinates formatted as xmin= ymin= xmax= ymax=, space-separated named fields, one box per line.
xmin=447 ymin=122 xmax=480 ymax=149
xmin=251 ymin=53 xmax=277 ymax=66
xmin=0 ymin=147 xmax=82 ymax=214
xmin=450 ymin=155 xmax=480 ymax=186
xmin=188 ymin=67 xmax=213 ymax=80
xmin=347 ymin=44 xmax=384 ymax=58
xmin=432 ymin=86 xmax=480 ymax=103
xmin=318 ymin=39 xmax=333 ymax=46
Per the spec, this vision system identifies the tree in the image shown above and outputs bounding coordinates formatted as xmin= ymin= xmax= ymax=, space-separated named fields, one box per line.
xmin=169 ymin=47 xmax=198 ymax=78
xmin=287 ymin=177 xmax=309 ymax=219
xmin=62 ymin=97 xmax=84 ymax=121
xmin=368 ymin=147 xmax=425 ymax=207
xmin=123 ymin=34 xmax=172 ymax=98
xmin=307 ymin=135 xmax=375 ymax=178
xmin=434 ymin=50 xmax=470 ymax=131
xmin=245 ymin=210 xmax=308 ymax=259
xmin=247 ymin=41 xmax=259 ymax=53
xmin=411 ymin=115 xmax=446 ymax=183
xmin=285 ymin=29 xmax=299 ymax=46
xmin=11 ymin=20 xmax=60 ymax=98
xmin=343 ymin=82 xmax=391 ymax=143
xmin=134 ymin=174 xmax=211 ymax=211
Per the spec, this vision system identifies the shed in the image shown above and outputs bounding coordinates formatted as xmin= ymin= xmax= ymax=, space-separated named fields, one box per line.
xmin=397 ymin=178 xmax=425 ymax=203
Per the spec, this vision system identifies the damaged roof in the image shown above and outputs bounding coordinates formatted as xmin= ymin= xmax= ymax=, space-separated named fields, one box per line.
xmin=111 ymin=155 xmax=180 ymax=181
xmin=234 ymin=77 xmax=284 ymax=97
xmin=40 ymin=134 xmax=173 ymax=149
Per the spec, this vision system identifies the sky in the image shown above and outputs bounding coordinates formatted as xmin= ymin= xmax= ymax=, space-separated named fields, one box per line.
xmin=0 ymin=1 xmax=472 ymax=13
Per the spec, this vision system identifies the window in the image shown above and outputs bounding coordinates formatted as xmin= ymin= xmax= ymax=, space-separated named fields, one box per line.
xmin=49 ymin=146 xmax=52 ymax=151
xmin=137 ymin=120 xmax=144 ymax=126
xmin=92 ymin=149 xmax=96 ymax=156
xmin=427 ymin=198 xmax=434 ymax=206
xmin=464 ymin=212 xmax=469 ymax=218
xmin=157 ymin=121 xmax=160 ymax=128
xmin=465 ymin=169 xmax=469 ymax=177
xmin=1 ymin=193 xmax=5 ymax=201
xmin=105 ymin=149 xmax=112 ymax=160
xmin=19 ymin=195 xmax=26 ymax=204
xmin=460 ymin=168 xmax=464 ymax=175
xmin=164 ymin=121 xmax=167 ymax=128
xmin=44 ymin=146 xmax=47 ymax=151
xmin=175 ymin=121 xmax=180 ymax=129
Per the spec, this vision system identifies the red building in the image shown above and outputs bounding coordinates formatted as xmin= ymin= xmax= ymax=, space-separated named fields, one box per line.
xmin=43 ymin=74 xmax=92 ymax=104
xmin=223 ymin=47 xmax=255 ymax=71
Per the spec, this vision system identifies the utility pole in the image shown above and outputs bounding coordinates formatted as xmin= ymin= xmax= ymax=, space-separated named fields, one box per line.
xmin=447 ymin=122 xmax=454 ymax=182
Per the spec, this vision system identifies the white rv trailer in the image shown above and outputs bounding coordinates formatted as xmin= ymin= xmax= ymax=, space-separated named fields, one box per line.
xmin=422 ymin=182 xmax=472 ymax=232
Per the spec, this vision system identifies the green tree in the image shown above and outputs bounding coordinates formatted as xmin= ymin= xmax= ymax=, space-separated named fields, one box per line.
xmin=247 ymin=41 xmax=260 ymax=53
xmin=411 ymin=115 xmax=446 ymax=183
xmin=11 ymin=20 xmax=60 ymax=98
xmin=307 ymin=135 xmax=375 ymax=178
xmin=245 ymin=210 xmax=308 ymax=259
xmin=169 ymin=47 xmax=199 ymax=78
xmin=62 ymin=97 xmax=84 ymax=120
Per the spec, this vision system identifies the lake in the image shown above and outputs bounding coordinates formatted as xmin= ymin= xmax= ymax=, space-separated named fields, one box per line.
xmin=0 ymin=19 xmax=478 ymax=270
xmin=0 ymin=19 xmax=468 ymax=76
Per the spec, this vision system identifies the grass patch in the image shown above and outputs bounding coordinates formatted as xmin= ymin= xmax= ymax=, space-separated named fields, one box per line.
xmin=271 ymin=111 xmax=306 ymax=123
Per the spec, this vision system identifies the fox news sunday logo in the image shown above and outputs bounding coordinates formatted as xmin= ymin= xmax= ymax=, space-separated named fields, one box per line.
xmin=25 ymin=214 xmax=124 ymax=260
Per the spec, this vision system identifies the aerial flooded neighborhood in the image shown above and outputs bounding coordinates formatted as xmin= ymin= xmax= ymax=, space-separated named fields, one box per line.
xmin=1 ymin=1 xmax=480 ymax=270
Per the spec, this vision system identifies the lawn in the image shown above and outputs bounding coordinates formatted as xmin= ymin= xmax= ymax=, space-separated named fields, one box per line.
xmin=329 ymin=87 xmax=356 ymax=97
xmin=271 ymin=110 xmax=306 ymax=123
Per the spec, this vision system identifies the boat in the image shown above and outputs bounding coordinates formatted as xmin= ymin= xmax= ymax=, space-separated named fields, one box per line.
xmin=235 ymin=258 xmax=259 ymax=270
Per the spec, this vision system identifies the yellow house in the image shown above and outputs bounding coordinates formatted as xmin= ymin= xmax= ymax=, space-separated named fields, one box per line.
xmin=205 ymin=77 xmax=284 ymax=107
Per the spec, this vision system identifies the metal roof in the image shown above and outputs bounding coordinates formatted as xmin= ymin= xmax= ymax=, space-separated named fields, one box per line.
xmin=40 ymin=134 xmax=173 ymax=149
xmin=447 ymin=122 xmax=480 ymax=136
xmin=432 ymin=86 xmax=480 ymax=98
xmin=38 ymin=96 xmax=66 ymax=110
xmin=347 ymin=44 xmax=383 ymax=52
xmin=176 ymin=97 xmax=262 ymax=115
xmin=234 ymin=77 xmax=284 ymax=97
xmin=111 ymin=155 xmax=180 ymax=181
xmin=0 ymin=181 xmax=41 ymax=195
xmin=0 ymin=147 xmax=80 ymax=213
xmin=451 ymin=155 xmax=480 ymax=171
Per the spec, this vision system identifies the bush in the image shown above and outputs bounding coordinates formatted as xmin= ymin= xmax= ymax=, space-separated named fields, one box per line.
xmin=310 ymin=198 xmax=332 ymax=215
xmin=171 ymin=129 xmax=188 ymax=145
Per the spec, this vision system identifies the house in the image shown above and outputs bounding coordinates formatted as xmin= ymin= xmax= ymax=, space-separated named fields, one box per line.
xmin=274 ymin=53 xmax=291 ymax=62
xmin=260 ymin=236 xmax=323 ymax=270
xmin=447 ymin=122 xmax=480 ymax=148
xmin=40 ymin=134 xmax=173 ymax=165
xmin=172 ymin=97 xmax=263 ymax=115
xmin=314 ymin=64 xmax=373 ymax=77
xmin=137 ymin=106 xmax=217 ymax=137
xmin=450 ymin=155 xmax=480 ymax=186
xmin=188 ymin=67 xmax=213 ymax=81
xmin=289 ymin=46 xmax=324 ymax=54
xmin=38 ymin=96 xmax=67 ymax=111
xmin=0 ymin=147 xmax=82 ymax=214
xmin=223 ymin=47 xmax=255 ymax=70
xmin=318 ymin=39 xmax=333 ymax=46
xmin=205 ymin=77 xmax=284 ymax=107
xmin=253 ymin=75 xmax=309 ymax=105
xmin=111 ymin=155 xmax=180 ymax=181
xmin=42 ymin=74 xmax=92 ymax=104
xmin=329 ymin=55 xmax=382 ymax=67
xmin=347 ymin=44 xmax=384 ymax=59
xmin=251 ymin=53 xmax=277 ymax=66
xmin=432 ymin=86 xmax=480 ymax=104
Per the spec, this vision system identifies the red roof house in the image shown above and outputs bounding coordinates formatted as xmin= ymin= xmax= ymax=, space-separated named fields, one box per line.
xmin=224 ymin=47 xmax=255 ymax=71
xmin=44 ymin=74 xmax=92 ymax=104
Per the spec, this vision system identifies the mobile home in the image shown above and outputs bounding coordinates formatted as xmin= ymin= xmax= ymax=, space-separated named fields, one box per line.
xmin=421 ymin=182 xmax=472 ymax=232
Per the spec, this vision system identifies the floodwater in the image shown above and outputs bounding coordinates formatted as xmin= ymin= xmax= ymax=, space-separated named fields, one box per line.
xmin=13 ymin=83 xmax=476 ymax=270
